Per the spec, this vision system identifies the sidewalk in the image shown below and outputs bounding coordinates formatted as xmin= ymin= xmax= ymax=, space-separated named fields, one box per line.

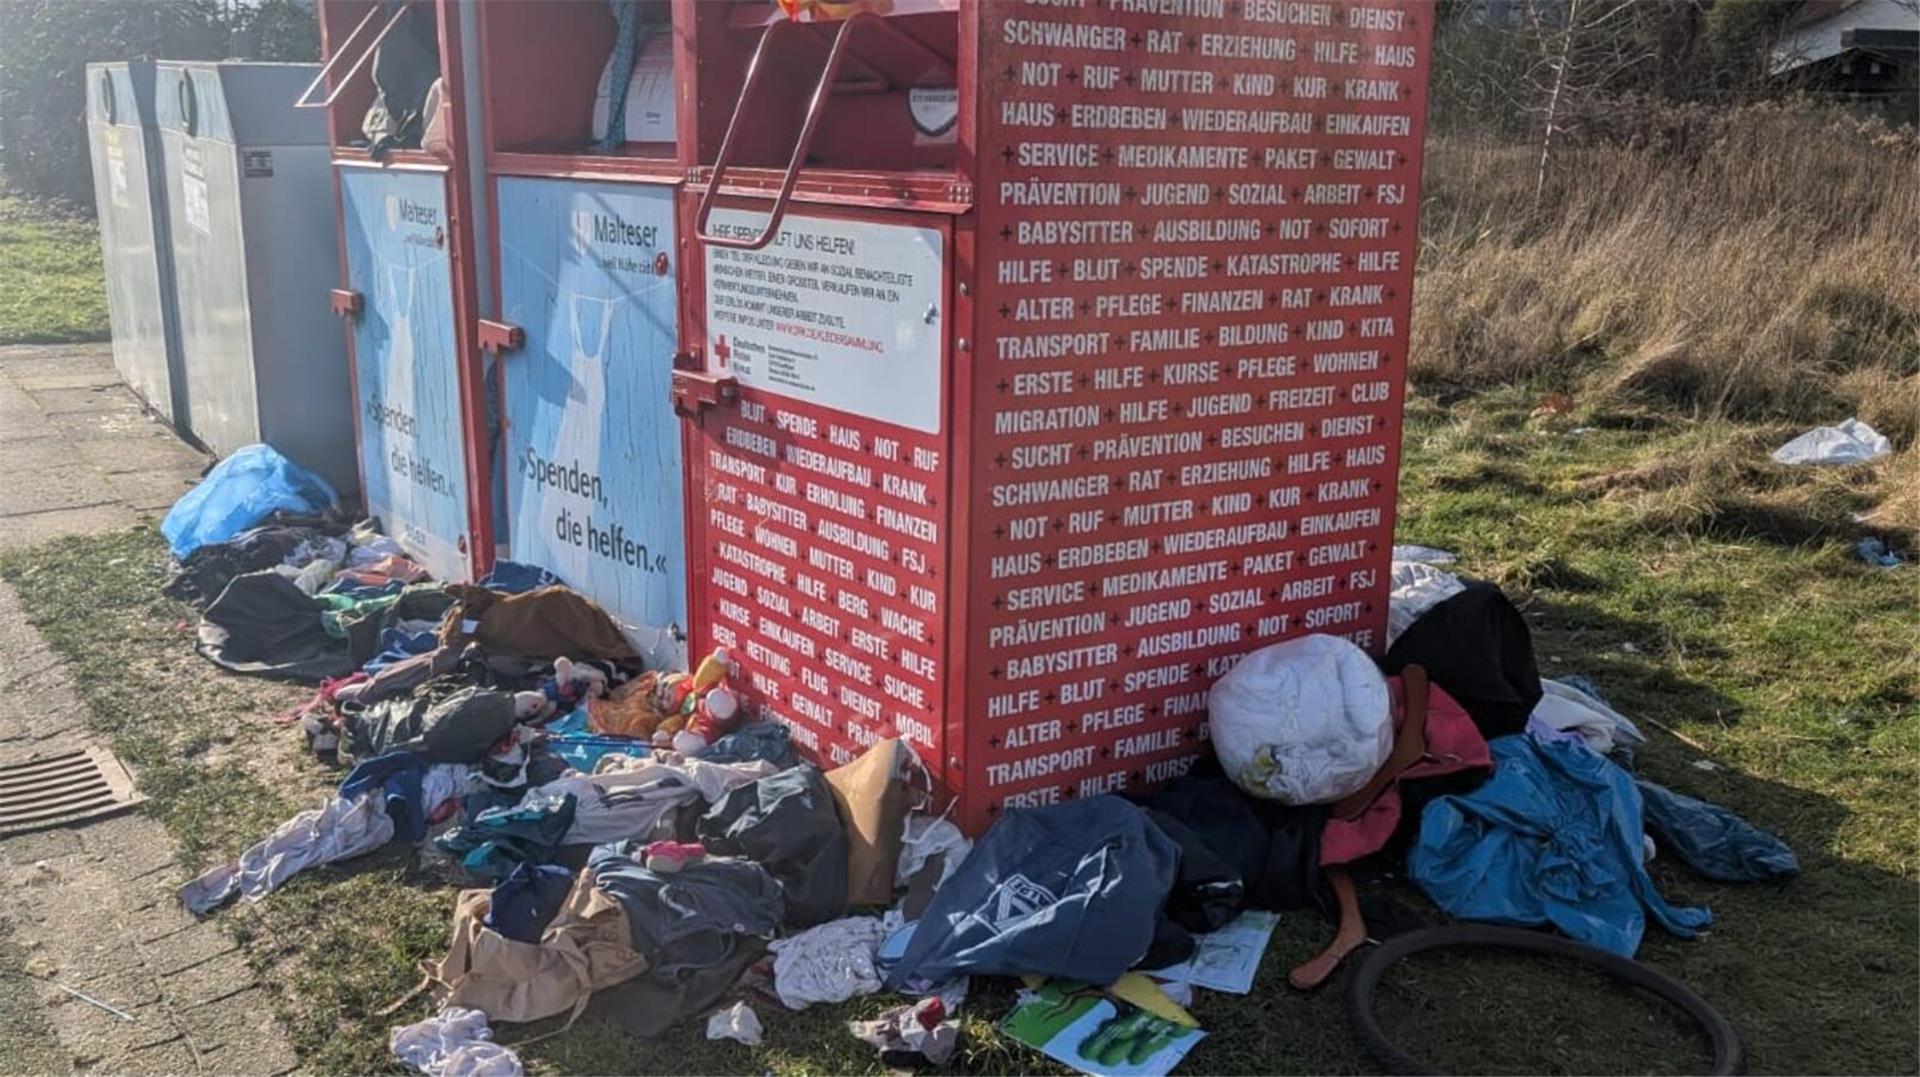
xmin=0 ymin=342 xmax=297 ymax=1073
xmin=0 ymin=343 xmax=207 ymax=551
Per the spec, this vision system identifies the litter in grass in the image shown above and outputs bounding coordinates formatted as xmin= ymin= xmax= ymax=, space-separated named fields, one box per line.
xmin=155 ymin=457 xmax=1800 ymax=1075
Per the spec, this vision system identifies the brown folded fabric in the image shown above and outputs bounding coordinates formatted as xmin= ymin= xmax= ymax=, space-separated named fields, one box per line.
xmin=426 ymin=869 xmax=647 ymax=1025
xmin=439 ymin=584 xmax=638 ymax=662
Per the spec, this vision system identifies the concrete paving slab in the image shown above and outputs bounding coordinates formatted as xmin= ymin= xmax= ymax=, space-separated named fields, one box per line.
xmin=105 ymin=468 xmax=202 ymax=513
xmin=13 ymin=365 xmax=127 ymax=392
xmin=44 ymin=964 xmax=164 ymax=1008
xmin=0 ymin=385 xmax=60 ymax=443
xmin=74 ymin=433 xmax=209 ymax=477
xmin=0 ymin=354 xmax=120 ymax=393
xmin=0 ymin=342 xmax=115 ymax=367
xmin=0 ymin=582 xmax=58 ymax=669
xmin=48 ymin=408 xmax=181 ymax=444
xmin=159 ymin=949 xmax=256 ymax=1010
xmin=79 ymin=814 xmax=179 ymax=879
xmin=199 ymin=1029 xmax=300 ymax=1077
xmin=0 ymin=503 xmax=139 ymax=552
xmin=30 ymin=384 xmax=146 ymax=418
xmin=130 ymin=900 xmax=200 ymax=946
xmin=137 ymin=923 xmax=237 ymax=977
xmin=124 ymin=873 xmax=186 ymax=913
xmin=177 ymin=987 xmax=294 ymax=1060
xmin=49 ymin=997 xmax=182 ymax=1068
xmin=0 ymin=437 xmax=120 ymax=515
xmin=0 ymin=828 xmax=87 ymax=864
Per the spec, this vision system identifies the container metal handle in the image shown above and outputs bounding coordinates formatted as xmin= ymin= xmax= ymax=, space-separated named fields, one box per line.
xmin=693 ymin=13 xmax=878 ymax=252
xmin=295 ymin=3 xmax=411 ymax=110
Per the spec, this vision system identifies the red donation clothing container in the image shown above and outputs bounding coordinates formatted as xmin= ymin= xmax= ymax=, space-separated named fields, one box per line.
xmin=677 ymin=0 xmax=1433 ymax=833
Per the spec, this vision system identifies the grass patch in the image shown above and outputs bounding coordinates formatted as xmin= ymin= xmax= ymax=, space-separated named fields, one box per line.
xmin=1 ymin=392 xmax=1915 ymax=1075
xmin=1413 ymin=105 xmax=1920 ymax=425
xmin=0 ymin=196 xmax=110 ymax=344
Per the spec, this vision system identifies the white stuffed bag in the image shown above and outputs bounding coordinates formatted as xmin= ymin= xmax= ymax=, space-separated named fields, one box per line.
xmin=1207 ymin=634 xmax=1393 ymax=805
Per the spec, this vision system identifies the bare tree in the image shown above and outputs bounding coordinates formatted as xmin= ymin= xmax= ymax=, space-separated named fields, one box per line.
xmin=1517 ymin=0 xmax=1663 ymax=200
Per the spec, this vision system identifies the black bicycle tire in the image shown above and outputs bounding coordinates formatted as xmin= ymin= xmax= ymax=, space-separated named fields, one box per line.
xmin=1346 ymin=924 xmax=1744 ymax=1076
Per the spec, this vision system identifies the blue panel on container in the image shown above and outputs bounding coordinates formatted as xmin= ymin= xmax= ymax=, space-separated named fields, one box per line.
xmin=496 ymin=177 xmax=685 ymax=642
xmin=341 ymin=168 xmax=473 ymax=582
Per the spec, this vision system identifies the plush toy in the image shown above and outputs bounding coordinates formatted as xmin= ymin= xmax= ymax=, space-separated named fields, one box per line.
xmin=517 ymin=656 xmax=612 ymax=725
xmin=586 ymin=649 xmax=741 ymax=750
xmin=549 ymin=656 xmax=609 ymax=709
xmin=671 ymin=681 xmax=741 ymax=756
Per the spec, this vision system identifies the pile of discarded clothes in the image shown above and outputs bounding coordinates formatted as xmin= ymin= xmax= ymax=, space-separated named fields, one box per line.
xmin=158 ymin=451 xmax=1799 ymax=1075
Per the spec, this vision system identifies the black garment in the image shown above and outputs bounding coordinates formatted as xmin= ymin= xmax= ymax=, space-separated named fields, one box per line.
xmin=1383 ymin=583 xmax=1544 ymax=740
xmin=338 ymin=583 xmax=455 ymax=666
xmin=365 ymin=3 xmax=440 ymax=157
xmin=340 ymin=680 xmax=516 ymax=764
xmin=167 ymin=529 xmax=299 ymax=607
xmin=165 ymin=515 xmax=348 ymax=607
xmin=597 ymin=940 xmax=767 ymax=1039
xmin=696 ymin=766 xmax=847 ymax=928
xmin=1138 ymin=808 xmax=1246 ymax=969
xmin=590 ymin=849 xmax=784 ymax=981
xmin=1129 ymin=763 xmax=1331 ymax=916
xmin=1146 ymin=809 xmax=1245 ymax=934
xmin=196 ymin=571 xmax=353 ymax=681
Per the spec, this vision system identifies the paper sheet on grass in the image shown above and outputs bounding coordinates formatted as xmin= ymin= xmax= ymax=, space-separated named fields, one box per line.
xmin=1003 ymin=982 xmax=1204 ymax=1077
xmin=1142 ymin=910 xmax=1279 ymax=995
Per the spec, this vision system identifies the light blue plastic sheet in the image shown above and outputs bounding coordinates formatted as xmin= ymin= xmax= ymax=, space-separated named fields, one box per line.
xmin=1411 ymin=735 xmax=1711 ymax=957
xmin=161 ymin=443 xmax=337 ymax=558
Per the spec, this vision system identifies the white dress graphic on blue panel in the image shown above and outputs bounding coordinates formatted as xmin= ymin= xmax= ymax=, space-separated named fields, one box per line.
xmin=341 ymin=168 xmax=472 ymax=582
xmin=537 ymin=290 xmax=613 ymax=589
xmin=497 ymin=177 xmax=686 ymax=651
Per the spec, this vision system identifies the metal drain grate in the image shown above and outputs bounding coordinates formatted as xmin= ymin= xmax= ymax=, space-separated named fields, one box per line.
xmin=0 ymin=747 xmax=147 ymax=836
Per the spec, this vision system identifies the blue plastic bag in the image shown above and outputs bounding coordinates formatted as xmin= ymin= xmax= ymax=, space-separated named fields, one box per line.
xmin=1638 ymin=780 xmax=1798 ymax=883
xmin=884 ymin=796 xmax=1179 ymax=988
xmin=1411 ymin=736 xmax=1711 ymax=957
xmin=161 ymin=444 xmax=337 ymax=558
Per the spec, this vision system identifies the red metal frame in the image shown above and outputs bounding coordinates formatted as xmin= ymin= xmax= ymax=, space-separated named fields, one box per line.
xmin=319 ymin=0 xmax=496 ymax=579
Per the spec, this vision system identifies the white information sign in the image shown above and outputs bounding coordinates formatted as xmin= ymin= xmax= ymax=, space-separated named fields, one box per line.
xmin=704 ymin=208 xmax=944 ymax=434
xmin=181 ymin=143 xmax=211 ymax=236
xmin=104 ymin=129 xmax=130 ymax=209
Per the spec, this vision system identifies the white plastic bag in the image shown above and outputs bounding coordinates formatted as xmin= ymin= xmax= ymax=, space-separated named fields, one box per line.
xmin=590 ymin=33 xmax=676 ymax=144
xmin=421 ymin=78 xmax=451 ymax=158
xmin=705 ymin=1001 xmax=763 ymax=1046
xmin=1207 ymin=634 xmax=1393 ymax=805
xmin=1771 ymin=418 xmax=1892 ymax=466
xmin=1387 ymin=560 xmax=1466 ymax=646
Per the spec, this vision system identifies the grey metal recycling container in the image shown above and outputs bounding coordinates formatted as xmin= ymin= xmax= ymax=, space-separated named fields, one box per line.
xmin=154 ymin=61 xmax=356 ymax=499
xmin=85 ymin=61 xmax=187 ymax=428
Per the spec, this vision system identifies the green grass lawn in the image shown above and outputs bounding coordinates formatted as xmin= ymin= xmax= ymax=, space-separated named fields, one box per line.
xmin=0 ymin=389 xmax=1912 ymax=1075
xmin=0 ymin=195 xmax=110 ymax=344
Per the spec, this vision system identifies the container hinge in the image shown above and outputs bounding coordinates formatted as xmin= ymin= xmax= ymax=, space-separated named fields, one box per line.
xmin=477 ymin=319 xmax=524 ymax=354
xmin=672 ymin=366 xmax=739 ymax=420
xmin=329 ymin=289 xmax=363 ymax=318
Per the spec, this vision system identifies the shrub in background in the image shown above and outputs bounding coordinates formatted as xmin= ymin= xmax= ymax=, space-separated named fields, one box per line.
xmin=0 ymin=0 xmax=317 ymax=206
